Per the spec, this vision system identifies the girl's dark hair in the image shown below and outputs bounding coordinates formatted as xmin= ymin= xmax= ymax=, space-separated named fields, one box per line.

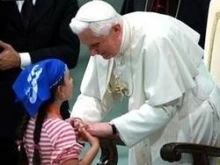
xmin=16 ymin=77 xmax=65 ymax=165
xmin=32 ymin=103 xmax=47 ymax=165
xmin=16 ymin=113 xmax=30 ymax=165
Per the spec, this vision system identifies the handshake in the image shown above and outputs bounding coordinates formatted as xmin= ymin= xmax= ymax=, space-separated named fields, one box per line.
xmin=67 ymin=117 xmax=117 ymax=143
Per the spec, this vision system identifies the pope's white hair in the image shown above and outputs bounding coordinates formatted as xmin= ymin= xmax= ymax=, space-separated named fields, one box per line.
xmin=70 ymin=14 xmax=122 ymax=37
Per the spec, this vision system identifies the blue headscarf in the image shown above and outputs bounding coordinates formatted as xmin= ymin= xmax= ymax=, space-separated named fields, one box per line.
xmin=13 ymin=59 xmax=67 ymax=117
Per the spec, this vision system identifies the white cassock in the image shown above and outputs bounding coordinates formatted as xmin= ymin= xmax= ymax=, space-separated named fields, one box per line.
xmin=71 ymin=12 xmax=220 ymax=165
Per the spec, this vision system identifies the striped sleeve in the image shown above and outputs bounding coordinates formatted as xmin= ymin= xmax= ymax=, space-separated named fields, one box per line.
xmin=44 ymin=118 xmax=84 ymax=164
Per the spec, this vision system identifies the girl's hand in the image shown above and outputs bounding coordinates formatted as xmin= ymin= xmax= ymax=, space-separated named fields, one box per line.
xmin=79 ymin=128 xmax=99 ymax=147
xmin=66 ymin=117 xmax=84 ymax=136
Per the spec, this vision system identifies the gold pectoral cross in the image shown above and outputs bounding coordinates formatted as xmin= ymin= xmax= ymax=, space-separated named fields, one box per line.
xmin=107 ymin=75 xmax=129 ymax=101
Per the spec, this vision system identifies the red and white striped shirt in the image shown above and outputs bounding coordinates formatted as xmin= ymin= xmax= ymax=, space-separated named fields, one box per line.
xmin=24 ymin=118 xmax=83 ymax=165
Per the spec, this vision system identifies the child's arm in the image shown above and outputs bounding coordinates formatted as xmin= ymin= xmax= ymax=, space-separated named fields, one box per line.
xmin=60 ymin=126 xmax=99 ymax=165
xmin=60 ymin=128 xmax=99 ymax=165
xmin=79 ymin=128 xmax=100 ymax=165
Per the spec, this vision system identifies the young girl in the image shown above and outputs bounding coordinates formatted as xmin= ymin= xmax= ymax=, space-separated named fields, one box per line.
xmin=13 ymin=59 xmax=99 ymax=165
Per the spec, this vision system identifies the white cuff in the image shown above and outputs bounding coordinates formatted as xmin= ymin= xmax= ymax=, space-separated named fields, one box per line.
xmin=19 ymin=52 xmax=31 ymax=69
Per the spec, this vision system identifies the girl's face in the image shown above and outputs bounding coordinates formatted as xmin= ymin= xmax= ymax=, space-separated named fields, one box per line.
xmin=59 ymin=70 xmax=73 ymax=101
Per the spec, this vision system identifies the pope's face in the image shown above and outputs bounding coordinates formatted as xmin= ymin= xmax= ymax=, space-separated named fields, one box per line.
xmin=79 ymin=24 xmax=122 ymax=59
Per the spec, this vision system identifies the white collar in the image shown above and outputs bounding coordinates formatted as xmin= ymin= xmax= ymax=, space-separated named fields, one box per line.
xmin=16 ymin=0 xmax=37 ymax=12
xmin=119 ymin=18 xmax=132 ymax=56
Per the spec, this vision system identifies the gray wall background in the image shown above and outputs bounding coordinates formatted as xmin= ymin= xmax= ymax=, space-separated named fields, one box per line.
xmin=69 ymin=0 xmax=128 ymax=164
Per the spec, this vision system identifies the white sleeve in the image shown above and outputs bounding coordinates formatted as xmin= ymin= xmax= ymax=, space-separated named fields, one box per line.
xmin=71 ymin=57 xmax=112 ymax=122
xmin=71 ymin=94 xmax=113 ymax=122
xmin=111 ymin=100 xmax=179 ymax=147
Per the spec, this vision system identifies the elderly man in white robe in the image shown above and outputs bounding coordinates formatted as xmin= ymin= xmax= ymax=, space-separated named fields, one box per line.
xmin=69 ymin=1 xmax=220 ymax=165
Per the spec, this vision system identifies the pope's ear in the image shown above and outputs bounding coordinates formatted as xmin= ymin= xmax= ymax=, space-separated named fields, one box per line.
xmin=112 ymin=23 xmax=122 ymax=34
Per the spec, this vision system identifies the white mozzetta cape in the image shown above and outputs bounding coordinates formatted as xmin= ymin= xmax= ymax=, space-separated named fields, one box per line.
xmin=72 ymin=12 xmax=220 ymax=165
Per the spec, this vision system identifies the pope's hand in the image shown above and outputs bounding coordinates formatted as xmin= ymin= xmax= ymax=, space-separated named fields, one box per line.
xmin=86 ymin=122 xmax=112 ymax=137
xmin=0 ymin=40 xmax=20 ymax=70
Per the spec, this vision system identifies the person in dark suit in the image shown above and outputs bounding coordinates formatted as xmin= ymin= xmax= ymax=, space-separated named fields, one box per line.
xmin=0 ymin=0 xmax=80 ymax=164
xmin=121 ymin=0 xmax=210 ymax=48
